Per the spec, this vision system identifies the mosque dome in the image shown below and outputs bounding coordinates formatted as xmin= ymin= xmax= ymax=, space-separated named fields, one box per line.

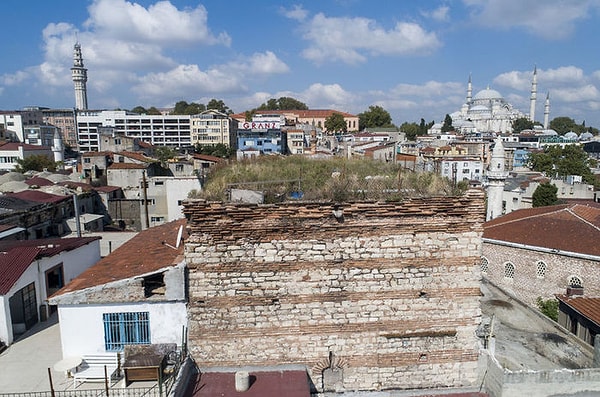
xmin=581 ymin=132 xmax=594 ymax=141
xmin=564 ymin=131 xmax=579 ymax=140
xmin=473 ymin=87 xmax=504 ymax=101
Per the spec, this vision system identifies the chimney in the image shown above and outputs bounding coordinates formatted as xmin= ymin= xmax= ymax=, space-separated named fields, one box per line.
xmin=566 ymin=286 xmax=584 ymax=296
xmin=235 ymin=371 xmax=250 ymax=392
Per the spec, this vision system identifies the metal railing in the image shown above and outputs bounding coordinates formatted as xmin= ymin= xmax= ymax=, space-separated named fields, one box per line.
xmin=0 ymin=386 xmax=161 ymax=397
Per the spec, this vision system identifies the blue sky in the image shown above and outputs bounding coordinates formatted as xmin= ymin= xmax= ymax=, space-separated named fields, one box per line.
xmin=2 ymin=0 xmax=600 ymax=128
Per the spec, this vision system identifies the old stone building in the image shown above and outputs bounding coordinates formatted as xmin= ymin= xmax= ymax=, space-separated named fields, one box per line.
xmin=183 ymin=190 xmax=485 ymax=394
xmin=482 ymin=203 xmax=600 ymax=306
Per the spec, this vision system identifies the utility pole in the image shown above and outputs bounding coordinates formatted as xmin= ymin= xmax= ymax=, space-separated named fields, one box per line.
xmin=142 ymin=171 xmax=150 ymax=230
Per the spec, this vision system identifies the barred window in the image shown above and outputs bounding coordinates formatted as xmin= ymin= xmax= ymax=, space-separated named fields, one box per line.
xmin=103 ymin=312 xmax=150 ymax=352
xmin=504 ymin=262 xmax=515 ymax=279
xmin=536 ymin=261 xmax=547 ymax=278
xmin=568 ymin=276 xmax=583 ymax=288
xmin=481 ymin=257 xmax=489 ymax=273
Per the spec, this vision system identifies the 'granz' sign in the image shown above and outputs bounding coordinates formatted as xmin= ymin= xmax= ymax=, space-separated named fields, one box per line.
xmin=240 ymin=121 xmax=280 ymax=130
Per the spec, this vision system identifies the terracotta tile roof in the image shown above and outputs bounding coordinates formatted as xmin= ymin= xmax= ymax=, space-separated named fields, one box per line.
xmin=118 ymin=151 xmax=156 ymax=163
xmin=108 ymin=162 xmax=148 ymax=170
xmin=0 ymin=142 xmax=51 ymax=151
xmin=56 ymin=180 xmax=94 ymax=191
xmin=556 ymin=295 xmax=600 ymax=327
xmin=483 ymin=204 xmax=600 ymax=256
xmin=5 ymin=190 xmax=69 ymax=204
xmin=82 ymin=151 xmax=112 ymax=157
xmin=25 ymin=177 xmax=54 ymax=187
xmin=192 ymin=154 xmax=225 ymax=163
xmin=0 ymin=237 xmax=100 ymax=295
xmin=0 ymin=195 xmax=39 ymax=211
xmin=52 ymin=219 xmax=187 ymax=296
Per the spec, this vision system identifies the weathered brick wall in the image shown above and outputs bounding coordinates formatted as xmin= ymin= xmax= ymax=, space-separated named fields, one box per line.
xmin=183 ymin=189 xmax=485 ymax=393
xmin=482 ymin=242 xmax=600 ymax=306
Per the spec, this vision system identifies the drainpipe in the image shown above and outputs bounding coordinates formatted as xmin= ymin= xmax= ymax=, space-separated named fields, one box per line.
xmin=73 ymin=194 xmax=81 ymax=237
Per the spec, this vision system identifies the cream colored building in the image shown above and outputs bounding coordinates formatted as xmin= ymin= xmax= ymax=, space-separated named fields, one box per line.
xmin=190 ymin=109 xmax=237 ymax=148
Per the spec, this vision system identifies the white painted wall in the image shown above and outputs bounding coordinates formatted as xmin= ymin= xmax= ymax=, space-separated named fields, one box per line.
xmin=57 ymin=301 xmax=187 ymax=358
xmin=0 ymin=240 xmax=100 ymax=345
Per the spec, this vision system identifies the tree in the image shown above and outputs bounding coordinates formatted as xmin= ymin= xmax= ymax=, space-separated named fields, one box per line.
xmin=512 ymin=117 xmax=534 ymax=133
xmin=171 ymin=101 xmax=205 ymax=115
xmin=532 ymin=182 xmax=558 ymax=207
xmin=15 ymin=155 xmax=57 ymax=173
xmin=206 ymin=99 xmax=232 ymax=114
xmin=324 ymin=112 xmax=347 ymax=134
xmin=154 ymin=146 xmax=177 ymax=166
xmin=549 ymin=117 xmax=584 ymax=135
xmin=131 ymin=106 xmax=147 ymax=114
xmin=357 ymin=105 xmax=394 ymax=130
xmin=195 ymin=143 xmax=235 ymax=158
xmin=400 ymin=122 xmax=419 ymax=141
xmin=257 ymin=97 xmax=308 ymax=111
xmin=441 ymin=114 xmax=453 ymax=133
xmin=146 ymin=106 xmax=162 ymax=115
xmin=527 ymin=145 xmax=597 ymax=185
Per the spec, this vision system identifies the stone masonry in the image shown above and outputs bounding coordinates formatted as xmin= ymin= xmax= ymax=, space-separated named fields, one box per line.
xmin=183 ymin=189 xmax=485 ymax=393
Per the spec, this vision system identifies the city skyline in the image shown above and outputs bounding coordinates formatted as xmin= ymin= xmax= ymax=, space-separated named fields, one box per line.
xmin=2 ymin=0 xmax=600 ymax=128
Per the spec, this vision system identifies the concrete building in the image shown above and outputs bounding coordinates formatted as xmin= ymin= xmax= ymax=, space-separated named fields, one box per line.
xmin=76 ymin=110 xmax=192 ymax=152
xmin=183 ymin=190 xmax=485 ymax=394
xmin=232 ymin=109 xmax=359 ymax=134
xmin=0 ymin=142 xmax=55 ymax=172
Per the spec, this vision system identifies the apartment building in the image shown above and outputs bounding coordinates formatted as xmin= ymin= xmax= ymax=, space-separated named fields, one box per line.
xmin=190 ymin=109 xmax=237 ymax=148
xmin=76 ymin=110 xmax=192 ymax=152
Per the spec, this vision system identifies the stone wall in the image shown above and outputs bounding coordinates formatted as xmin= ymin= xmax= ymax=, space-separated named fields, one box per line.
xmin=183 ymin=189 xmax=485 ymax=393
xmin=482 ymin=241 xmax=600 ymax=306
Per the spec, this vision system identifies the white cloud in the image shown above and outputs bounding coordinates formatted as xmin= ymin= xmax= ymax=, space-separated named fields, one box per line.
xmin=84 ymin=0 xmax=230 ymax=46
xmin=133 ymin=64 xmax=242 ymax=101
xmin=539 ymin=66 xmax=586 ymax=84
xmin=300 ymin=13 xmax=441 ymax=64
xmin=553 ymin=85 xmax=600 ymax=102
xmin=463 ymin=0 xmax=600 ymax=40
xmin=228 ymin=51 xmax=290 ymax=75
xmin=281 ymin=5 xmax=309 ymax=21
xmin=421 ymin=5 xmax=450 ymax=22
xmin=1 ymin=71 xmax=29 ymax=86
xmin=391 ymin=81 xmax=463 ymax=97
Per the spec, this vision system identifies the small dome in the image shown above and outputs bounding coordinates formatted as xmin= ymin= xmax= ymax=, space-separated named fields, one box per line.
xmin=473 ymin=87 xmax=504 ymax=101
xmin=471 ymin=105 xmax=490 ymax=111
xmin=564 ymin=131 xmax=579 ymax=140
xmin=581 ymin=132 xmax=593 ymax=141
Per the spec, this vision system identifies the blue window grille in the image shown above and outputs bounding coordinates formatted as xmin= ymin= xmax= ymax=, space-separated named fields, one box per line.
xmin=103 ymin=312 xmax=150 ymax=351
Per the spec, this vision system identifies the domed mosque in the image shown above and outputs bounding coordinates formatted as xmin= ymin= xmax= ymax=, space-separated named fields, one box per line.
xmin=447 ymin=67 xmax=542 ymax=134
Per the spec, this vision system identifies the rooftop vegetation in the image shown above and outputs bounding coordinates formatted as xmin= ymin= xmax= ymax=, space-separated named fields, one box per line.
xmin=192 ymin=156 xmax=467 ymax=203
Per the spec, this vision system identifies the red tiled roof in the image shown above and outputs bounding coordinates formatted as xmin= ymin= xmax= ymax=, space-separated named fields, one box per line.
xmin=192 ymin=154 xmax=225 ymax=163
xmin=56 ymin=181 xmax=94 ymax=191
xmin=52 ymin=219 xmax=187 ymax=296
xmin=108 ymin=163 xmax=148 ymax=169
xmin=5 ymin=190 xmax=68 ymax=203
xmin=0 ymin=237 xmax=100 ymax=295
xmin=118 ymin=151 xmax=156 ymax=162
xmin=556 ymin=295 xmax=600 ymax=327
xmin=25 ymin=176 xmax=54 ymax=187
xmin=483 ymin=204 xmax=600 ymax=256
xmin=186 ymin=370 xmax=310 ymax=397
xmin=0 ymin=142 xmax=51 ymax=151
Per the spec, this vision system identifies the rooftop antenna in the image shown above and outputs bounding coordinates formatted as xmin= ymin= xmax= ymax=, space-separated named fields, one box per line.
xmin=162 ymin=225 xmax=184 ymax=250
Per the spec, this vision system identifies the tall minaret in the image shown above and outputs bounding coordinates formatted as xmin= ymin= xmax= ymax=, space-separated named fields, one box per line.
xmin=486 ymin=137 xmax=508 ymax=221
xmin=543 ymin=92 xmax=550 ymax=129
xmin=467 ymin=73 xmax=473 ymax=104
xmin=71 ymin=42 xmax=88 ymax=110
xmin=529 ymin=66 xmax=537 ymax=122
xmin=52 ymin=129 xmax=64 ymax=165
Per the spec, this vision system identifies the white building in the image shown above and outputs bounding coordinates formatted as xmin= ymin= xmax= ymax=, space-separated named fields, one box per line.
xmin=0 ymin=237 xmax=101 ymax=346
xmin=48 ymin=219 xmax=187 ymax=358
xmin=0 ymin=142 xmax=55 ymax=172
xmin=76 ymin=110 xmax=192 ymax=152
xmin=190 ymin=109 xmax=237 ymax=148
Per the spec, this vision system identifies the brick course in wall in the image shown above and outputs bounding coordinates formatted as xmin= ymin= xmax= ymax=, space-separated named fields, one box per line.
xmin=183 ymin=189 xmax=485 ymax=393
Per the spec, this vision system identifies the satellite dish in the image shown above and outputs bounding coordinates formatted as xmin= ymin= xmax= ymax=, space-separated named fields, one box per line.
xmin=175 ymin=225 xmax=183 ymax=248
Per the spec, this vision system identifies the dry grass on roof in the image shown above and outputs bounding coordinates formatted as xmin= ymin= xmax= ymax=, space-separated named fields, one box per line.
xmin=193 ymin=155 xmax=465 ymax=203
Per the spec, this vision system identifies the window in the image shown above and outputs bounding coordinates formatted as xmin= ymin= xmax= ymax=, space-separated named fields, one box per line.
xmin=504 ymin=262 xmax=515 ymax=279
xmin=103 ymin=312 xmax=150 ymax=351
xmin=84 ymin=158 xmax=91 ymax=164
xmin=568 ymin=275 xmax=583 ymax=288
xmin=175 ymin=164 xmax=184 ymax=172
xmin=481 ymin=257 xmax=489 ymax=273
xmin=45 ymin=264 xmax=64 ymax=296
xmin=154 ymin=181 xmax=164 ymax=186
xmin=536 ymin=261 xmax=547 ymax=278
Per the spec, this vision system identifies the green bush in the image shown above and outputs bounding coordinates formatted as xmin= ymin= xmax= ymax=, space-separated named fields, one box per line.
xmin=536 ymin=297 xmax=558 ymax=321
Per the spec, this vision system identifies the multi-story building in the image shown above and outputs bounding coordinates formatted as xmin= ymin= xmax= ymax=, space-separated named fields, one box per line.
xmin=236 ymin=115 xmax=284 ymax=156
xmin=285 ymin=129 xmax=305 ymax=155
xmin=42 ymin=109 xmax=78 ymax=149
xmin=438 ymin=156 xmax=484 ymax=182
xmin=76 ymin=110 xmax=192 ymax=152
xmin=190 ymin=109 xmax=237 ymax=148
xmin=232 ymin=109 xmax=359 ymax=134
